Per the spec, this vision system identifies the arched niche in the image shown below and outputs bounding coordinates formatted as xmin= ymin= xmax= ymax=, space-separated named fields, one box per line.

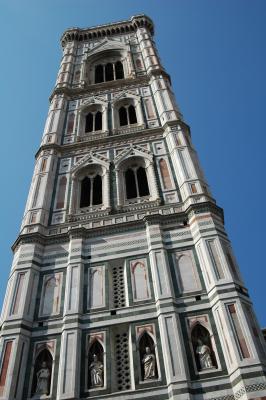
xmin=88 ymin=340 xmax=104 ymax=389
xmin=31 ymin=349 xmax=53 ymax=397
xmin=138 ymin=332 xmax=157 ymax=381
xmin=191 ymin=324 xmax=217 ymax=371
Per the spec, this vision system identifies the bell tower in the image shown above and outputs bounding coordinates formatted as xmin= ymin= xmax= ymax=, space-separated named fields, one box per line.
xmin=0 ymin=14 xmax=266 ymax=400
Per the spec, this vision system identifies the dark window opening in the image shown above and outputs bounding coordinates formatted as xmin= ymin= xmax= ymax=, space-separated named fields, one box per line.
xmin=119 ymin=106 xmax=128 ymax=126
xmin=105 ymin=63 xmax=114 ymax=81
xmin=128 ymin=105 xmax=137 ymax=124
xmin=93 ymin=175 xmax=102 ymax=205
xmin=95 ymin=111 xmax=102 ymax=131
xmin=85 ymin=113 xmax=93 ymax=133
xmin=125 ymin=169 xmax=137 ymax=199
xmin=95 ymin=64 xmax=104 ymax=83
xmin=115 ymin=61 xmax=124 ymax=79
xmin=137 ymin=167 xmax=149 ymax=196
xmin=80 ymin=177 xmax=91 ymax=208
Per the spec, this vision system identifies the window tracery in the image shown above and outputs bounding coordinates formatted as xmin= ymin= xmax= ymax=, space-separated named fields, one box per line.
xmin=69 ymin=155 xmax=110 ymax=216
xmin=125 ymin=165 xmax=149 ymax=200
xmin=77 ymin=101 xmax=107 ymax=135
xmin=94 ymin=61 xmax=124 ymax=83
xmin=114 ymin=147 xmax=160 ymax=207
xmin=85 ymin=111 xmax=102 ymax=133
xmin=80 ymin=174 xmax=102 ymax=208
xmin=119 ymin=104 xmax=137 ymax=126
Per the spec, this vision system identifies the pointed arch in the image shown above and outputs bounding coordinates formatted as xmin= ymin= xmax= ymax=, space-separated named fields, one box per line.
xmin=130 ymin=259 xmax=151 ymax=301
xmin=191 ymin=324 xmax=217 ymax=371
xmin=138 ymin=331 xmax=157 ymax=381
xmin=88 ymin=340 xmax=104 ymax=389
xmin=31 ymin=349 xmax=53 ymax=396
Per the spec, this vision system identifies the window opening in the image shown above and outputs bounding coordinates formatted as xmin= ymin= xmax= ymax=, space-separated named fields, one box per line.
xmin=119 ymin=105 xmax=137 ymax=127
xmin=125 ymin=166 xmax=149 ymax=199
xmin=95 ymin=111 xmax=102 ymax=131
xmin=128 ymin=105 xmax=137 ymax=124
xmin=85 ymin=113 xmax=93 ymax=133
xmin=80 ymin=177 xmax=91 ymax=208
xmin=119 ymin=106 xmax=128 ymax=126
xmin=105 ymin=63 xmax=114 ymax=81
xmin=95 ymin=65 xmax=104 ymax=83
xmin=125 ymin=169 xmax=137 ymax=199
xmin=115 ymin=61 xmax=124 ymax=79
xmin=137 ymin=167 xmax=149 ymax=196
xmin=93 ymin=175 xmax=102 ymax=205
xmin=85 ymin=111 xmax=102 ymax=133
xmin=80 ymin=175 xmax=102 ymax=208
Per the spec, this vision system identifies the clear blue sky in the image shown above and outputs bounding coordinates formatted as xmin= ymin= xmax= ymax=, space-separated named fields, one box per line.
xmin=0 ymin=0 xmax=265 ymax=326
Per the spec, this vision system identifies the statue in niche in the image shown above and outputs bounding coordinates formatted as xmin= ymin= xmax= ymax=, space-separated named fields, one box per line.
xmin=196 ymin=339 xmax=214 ymax=370
xmin=142 ymin=346 xmax=156 ymax=380
xmin=35 ymin=361 xmax=51 ymax=395
xmin=89 ymin=354 xmax=104 ymax=387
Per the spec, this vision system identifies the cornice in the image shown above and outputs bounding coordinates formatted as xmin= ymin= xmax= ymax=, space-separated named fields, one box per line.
xmin=49 ymin=75 xmax=151 ymax=102
xmin=35 ymin=126 xmax=165 ymax=160
xmin=12 ymin=201 xmax=224 ymax=252
xmin=60 ymin=15 xmax=154 ymax=48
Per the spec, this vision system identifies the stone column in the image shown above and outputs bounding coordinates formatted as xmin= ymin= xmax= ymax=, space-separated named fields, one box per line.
xmin=144 ymin=216 xmax=192 ymax=398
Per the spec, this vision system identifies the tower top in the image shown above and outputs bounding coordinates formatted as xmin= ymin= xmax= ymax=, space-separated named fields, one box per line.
xmin=60 ymin=14 xmax=154 ymax=47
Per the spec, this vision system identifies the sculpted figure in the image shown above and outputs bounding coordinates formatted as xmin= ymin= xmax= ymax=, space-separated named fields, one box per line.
xmin=89 ymin=354 xmax=104 ymax=387
xmin=142 ymin=346 xmax=156 ymax=380
xmin=196 ymin=339 xmax=213 ymax=369
xmin=35 ymin=361 xmax=51 ymax=395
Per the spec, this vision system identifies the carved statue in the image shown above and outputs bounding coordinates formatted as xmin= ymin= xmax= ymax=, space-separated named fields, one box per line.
xmin=35 ymin=361 xmax=51 ymax=395
xmin=142 ymin=346 xmax=156 ymax=380
xmin=89 ymin=354 xmax=104 ymax=387
xmin=195 ymin=339 xmax=213 ymax=369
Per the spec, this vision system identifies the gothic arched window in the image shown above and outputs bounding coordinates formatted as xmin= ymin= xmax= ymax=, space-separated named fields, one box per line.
xmin=85 ymin=111 xmax=102 ymax=133
xmin=94 ymin=61 xmax=124 ymax=84
xmin=80 ymin=175 xmax=102 ymax=208
xmin=119 ymin=105 xmax=137 ymax=127
xmin=115 ymin=61 xmax=124 ymax=79
xmin=125 ymin=166 xmax=149 ymax=199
